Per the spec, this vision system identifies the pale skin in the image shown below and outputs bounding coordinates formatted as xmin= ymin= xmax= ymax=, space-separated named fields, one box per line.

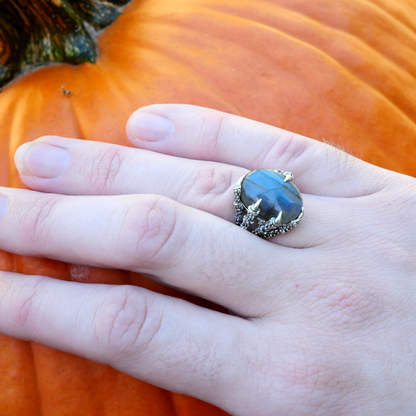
xmin=0 ymin=104 xmax=416 ymax=415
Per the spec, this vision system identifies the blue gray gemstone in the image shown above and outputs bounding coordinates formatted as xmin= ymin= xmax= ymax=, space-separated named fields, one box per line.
xmin=240 ymin=169 xmax=303 ymax=223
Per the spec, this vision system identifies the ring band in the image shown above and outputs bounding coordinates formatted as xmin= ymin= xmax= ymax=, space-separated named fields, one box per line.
xmin=233 ymin=169 xmax=304 ymax=238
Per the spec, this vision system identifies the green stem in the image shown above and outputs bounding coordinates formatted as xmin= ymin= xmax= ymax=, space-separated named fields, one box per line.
xmin=0 ymin=0 xmax=130 ymax=88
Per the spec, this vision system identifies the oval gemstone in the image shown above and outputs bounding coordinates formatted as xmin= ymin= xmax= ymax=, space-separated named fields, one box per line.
xmin=240 ymin=169 xmax=303 ymax=223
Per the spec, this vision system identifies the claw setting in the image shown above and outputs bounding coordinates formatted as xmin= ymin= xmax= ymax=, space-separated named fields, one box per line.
xmin=234 ymin=169 xmax=303 ymax=238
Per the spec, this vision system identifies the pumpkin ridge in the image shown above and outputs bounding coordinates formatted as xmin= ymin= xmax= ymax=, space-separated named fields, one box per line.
xmin=176 ymin=8 xmax=416 ymax=136
xmin=209 ymin=1 xmax=416 ymax=81
xmin=166 ymin=390 xmax=179 ymax=416
xmin=114 ymin=37 xmax=244 ymax=114
xmin=55 ymin=83 xmax=86 ymax=145
xmin=67 ymin=72 xmax=99 ymax=143
xmin=219 ymin=2 xmax=416 ymax=122
xmin=362 ymin=0 xmax=416 ymax=33
xmin=8 ymin=88 xmax=35 ymax=151
xmin=360 ymin=0 xmax=416 ymax=62
xmin=153 ymin=7 xmax=416 ymax=168
xmin=256 ymin=0 xmax=416 ymax=77
xmin=29 ymin=343 xmax=43 ymax=416
xmin=233 ymin=15 xmax=416 ymax=167
xmin=97 ymin=60 xmax=145 ymax=103
xmin=93 ymin=65 xmax=146 ymax=124
xmin=141 ymin=19 xmax=384 ymax=164
xmin=112 ymin=0 xmax=414 ymax=123
xmin=274 ymin=25 xmax=416 ymax=126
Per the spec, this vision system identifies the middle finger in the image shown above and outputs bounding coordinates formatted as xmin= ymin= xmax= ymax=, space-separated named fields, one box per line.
xmin=0 ymin=187 xmax=307 ymax=317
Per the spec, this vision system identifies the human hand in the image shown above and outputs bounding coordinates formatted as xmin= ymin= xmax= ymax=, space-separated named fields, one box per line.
xmin=0 ymin=104 xmax=415 ymax=415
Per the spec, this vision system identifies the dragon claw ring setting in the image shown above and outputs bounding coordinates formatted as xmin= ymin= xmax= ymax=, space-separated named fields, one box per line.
xmin=233 ymin=169 xmax=304 ymax=238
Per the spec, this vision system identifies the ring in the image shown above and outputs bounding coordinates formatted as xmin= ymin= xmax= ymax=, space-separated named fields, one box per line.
xmin=233 ymin=169 xmax=304 ymax=238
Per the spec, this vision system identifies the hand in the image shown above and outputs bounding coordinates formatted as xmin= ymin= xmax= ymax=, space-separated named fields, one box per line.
xmin=0 ymin=104 xmax=415 ymax=415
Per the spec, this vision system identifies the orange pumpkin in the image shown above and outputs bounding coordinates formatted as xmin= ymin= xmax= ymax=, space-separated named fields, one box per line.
xmin=1 ymin=0 xmax=416 ymax=414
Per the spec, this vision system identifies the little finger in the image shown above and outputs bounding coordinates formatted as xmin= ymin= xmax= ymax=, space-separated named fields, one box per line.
xmin=0 ymin=271 xmax=255 ymax=413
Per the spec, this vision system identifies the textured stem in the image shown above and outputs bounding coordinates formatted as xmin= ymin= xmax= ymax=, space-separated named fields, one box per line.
xmin=0 ymin=0 xmax=130 ymax=88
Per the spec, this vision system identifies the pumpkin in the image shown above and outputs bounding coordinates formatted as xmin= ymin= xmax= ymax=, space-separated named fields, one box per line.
xmin=1 ymin=0 xmax=416 ymax=414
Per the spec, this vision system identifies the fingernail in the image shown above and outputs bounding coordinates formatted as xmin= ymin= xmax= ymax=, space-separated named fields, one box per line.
xmin=15 ymin=143 xmax=71 ymax=178
xmin=0 ymin=195 xmax=9 ymax=221
xmin=129 ymin=112 xmax=173 ymax=142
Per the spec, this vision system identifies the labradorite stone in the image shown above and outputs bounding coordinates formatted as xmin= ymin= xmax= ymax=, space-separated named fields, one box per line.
xmin=240 ymin=169 xmax=303 ymax=223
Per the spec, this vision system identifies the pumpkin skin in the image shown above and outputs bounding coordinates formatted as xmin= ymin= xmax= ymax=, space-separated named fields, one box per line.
xmin=1 ymin=0 xmax=416 ymax=414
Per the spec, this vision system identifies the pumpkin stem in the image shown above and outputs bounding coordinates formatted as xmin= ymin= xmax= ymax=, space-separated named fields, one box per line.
xmin=0 ymin=0 xmax=130 ymax=88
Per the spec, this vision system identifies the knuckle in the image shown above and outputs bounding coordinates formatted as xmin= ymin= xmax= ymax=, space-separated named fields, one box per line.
xmin=118 ymin=196 xmax=184 ymax=268
xmin=21 ymin=195 xmax=61 ymax=245
xmin=93 ymin=286 xmax=161 ymax=362
xmin=255 ymin=130 xmax=310 ymax=169
xmin=197 ymin=113 xmax=229 ymax=157
xmin=5 ymin=276 xmax=47 ymax=327
xmin=278 ymin=347 xmax=356 ymax=413
xmin=87 ymin=146 xmax=125 ymax=193
xmin=305 ymin=280 xmax=385 ymax=329
xmin=251 ymin=330 xmax=356 ymax=414
xmin=188 ymin=164 xmax=236 ymax=208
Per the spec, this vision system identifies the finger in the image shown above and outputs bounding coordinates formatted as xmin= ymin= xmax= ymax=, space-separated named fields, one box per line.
xmin=0 ymin=271 xmax=256 ymax=412
xmin=0 ymin=187 xmax=304 ymax=316
xmin=13 ymin=136 xmax=340 ymax=248
xmin=14 ymin=136 xmax=247 ymax=219
xmin=125 ymin=104 xmax=389 ymax=197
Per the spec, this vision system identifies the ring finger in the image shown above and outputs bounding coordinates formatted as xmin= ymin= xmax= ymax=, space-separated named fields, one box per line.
xmin=14 ymin=136 xmax=342 ymax=248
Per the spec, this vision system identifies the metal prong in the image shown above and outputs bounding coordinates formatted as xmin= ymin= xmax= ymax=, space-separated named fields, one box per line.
xmin=249 ymin=198 xmax=262 ymax=213
xmin=235 ymin=175 xmax=245 ymax=188
xmin=233 ymin=175 xmax=245 ymax=198
xmin=283 ymin=172 xmax=293 ymax=182
xmin=241 ymin=199 xmax=262 ymax=229
xmin=272 ymin=211 xmax=283 ymax=226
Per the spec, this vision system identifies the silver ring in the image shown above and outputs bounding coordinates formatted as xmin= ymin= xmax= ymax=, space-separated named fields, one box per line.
xmin=233 ymin=169 xmax=304 ymax=238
